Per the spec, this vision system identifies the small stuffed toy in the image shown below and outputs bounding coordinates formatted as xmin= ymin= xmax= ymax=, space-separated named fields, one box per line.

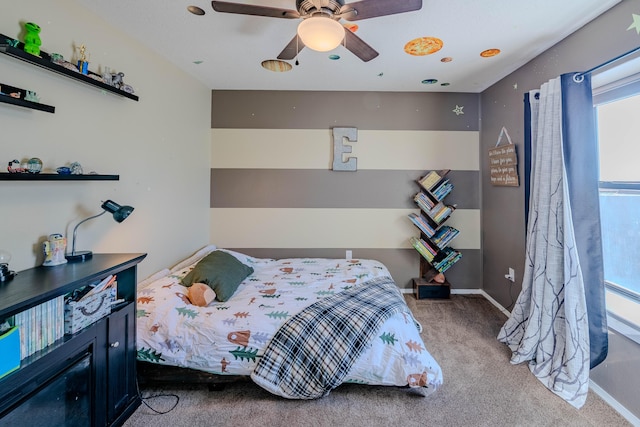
xmin=433 ymin=273 xmax=446 ymax=284
xmin=187 ymin=282 xmax=216 ymax=307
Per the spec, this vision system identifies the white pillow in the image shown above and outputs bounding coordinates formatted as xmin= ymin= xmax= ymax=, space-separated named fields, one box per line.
xmin=169 ymin=244 xmax=217 ymax=273
xmin=216 ymin=248 xmax=272 ymax=267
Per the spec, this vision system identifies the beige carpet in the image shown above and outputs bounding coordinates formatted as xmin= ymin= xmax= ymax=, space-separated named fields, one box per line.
xmin=124 ymin=295 xmax=630 ymax=427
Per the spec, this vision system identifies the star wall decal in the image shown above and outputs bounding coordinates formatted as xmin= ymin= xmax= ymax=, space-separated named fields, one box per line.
xmin=452 ymin=105 xmax=464 ymax=115
xmin=513 ymin=83 xmax=518 ymax=90
xmin=628 ymin=13 xmax=640 ymax=34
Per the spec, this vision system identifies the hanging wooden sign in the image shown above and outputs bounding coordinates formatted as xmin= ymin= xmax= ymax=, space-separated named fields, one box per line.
xmin=489 ymin=127 xmax=519 ymax=187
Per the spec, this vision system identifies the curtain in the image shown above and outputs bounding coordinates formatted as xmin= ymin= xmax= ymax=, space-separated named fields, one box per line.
xmin=497 ymin=73 xmax=608 ymax=409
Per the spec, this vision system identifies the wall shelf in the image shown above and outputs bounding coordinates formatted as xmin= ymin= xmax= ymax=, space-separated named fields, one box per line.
xmin=0 ymin=173 xmax=119 ymax=181
xmin=0 ymin=41 xmax=139 ymax=102
xmin=0 ymin=94 xmax=55 ymax=113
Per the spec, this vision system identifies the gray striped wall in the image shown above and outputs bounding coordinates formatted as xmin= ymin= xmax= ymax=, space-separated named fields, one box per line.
xmin=210 ymin=90 xmax=481 ymax=291
xmin=211 ymin=90 xmax=480 ymax=131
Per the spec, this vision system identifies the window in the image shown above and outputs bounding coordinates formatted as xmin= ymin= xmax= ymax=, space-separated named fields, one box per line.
xmin=593 ymin=62 xmax=640 ymax=344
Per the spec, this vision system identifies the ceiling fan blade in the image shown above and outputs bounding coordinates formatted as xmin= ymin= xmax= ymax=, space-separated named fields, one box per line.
xmin=211 ymin=1 xmax=300 ymax=19
xmin=343 ymin=30 xmax=378 ymax=62
xmin=277 ymin=35 xmax=306 ymax=60
xmin=342 ymin=0 xmax=422 ymax=21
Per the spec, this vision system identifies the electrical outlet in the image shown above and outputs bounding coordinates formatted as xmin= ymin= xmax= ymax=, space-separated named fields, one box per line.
xmin=504 ymin=267 xmax=515 ymax=282
xmin=346 ymin=250 xmax=352 ymax=260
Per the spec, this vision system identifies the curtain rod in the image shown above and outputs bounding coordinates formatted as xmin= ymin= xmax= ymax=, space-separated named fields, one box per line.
xmin=573 ymin=45 xmax=640 ymax=82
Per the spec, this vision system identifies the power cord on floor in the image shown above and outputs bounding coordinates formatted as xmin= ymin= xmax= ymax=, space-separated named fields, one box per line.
xmin=135 ymin=376 xmax=180 ymax=415
xmin=504 ymin=277 xmax=516 ymax=312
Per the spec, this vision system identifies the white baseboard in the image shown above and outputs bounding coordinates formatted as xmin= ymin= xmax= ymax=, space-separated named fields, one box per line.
xmin=404 ymin=287 xmax=512 ymax=317
xmin=451 ymin=288 xmax=511 ymax=317
xmin=589 ymin=380 xmax=640 ymax=426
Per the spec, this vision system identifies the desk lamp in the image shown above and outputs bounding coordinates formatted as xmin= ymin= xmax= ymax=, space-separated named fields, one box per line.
xmin=66 ymin=200 xmax=134 ymax=262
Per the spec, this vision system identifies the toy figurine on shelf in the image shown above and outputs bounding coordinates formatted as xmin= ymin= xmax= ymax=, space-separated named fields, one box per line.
xmin=70 ymin=162 xmax=83 ymax=175
xmin=3 ymin=36 xmax=19 ymax=48
xmin=50 ymin=53 xmax=64 ymax=64
xmin=76 ymin=44 xmax=89 ymax=74
xmin=110 ymin=71 xmax=124 ymax=89
xmin=24 ymin=91 xmax=40 ymax=103
xmin=23 ymin=22 xmax=42 ymax=56
xmin=109 ymin=71 xmax=135 ymax=93
xmin=43 ymin=234 xmax=67 ymax=266
xmin=7 ymin=159 xmax=23 ymax=173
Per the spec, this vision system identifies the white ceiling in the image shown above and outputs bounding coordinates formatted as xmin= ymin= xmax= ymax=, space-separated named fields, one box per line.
xmin=78 ymin=0 xmax=620 ymax=93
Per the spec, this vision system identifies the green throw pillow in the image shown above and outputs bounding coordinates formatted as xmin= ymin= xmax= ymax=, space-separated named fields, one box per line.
xmin=181 ymin=251 xmax=254 ymax=302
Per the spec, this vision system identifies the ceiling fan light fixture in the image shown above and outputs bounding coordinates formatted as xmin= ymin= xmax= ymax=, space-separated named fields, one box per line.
xmin=297 ymin=16 xmax=344 ymax=52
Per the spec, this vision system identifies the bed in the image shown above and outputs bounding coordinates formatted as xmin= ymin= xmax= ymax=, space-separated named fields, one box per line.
xmin=136 ymin=245 xmax=443 ymax=399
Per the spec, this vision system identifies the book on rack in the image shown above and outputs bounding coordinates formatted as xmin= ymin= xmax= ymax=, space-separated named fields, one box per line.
xmin=432 ymin=179 xmax=454 ymax=200
xmin=408 ymin=213 xmax=436 ymax=237
xmin=11 ymin=296 xmax=64 ymax=360
xmin=410 ymin=236 xmax=437 ymax=262
xmin=432 ymin=205 xmax=452 ymax=223
xmin=418 ymin=171 xmax=442 ymax=191
xmin=414 ymin=192 xmax=436 ymax=211
xmin=414 ymin=193 xmax=450 ymax=223
xmin=431 ymin=225 xmax=460 ymax=249
xmin=432 ymin=247 xmax=462 ymax=273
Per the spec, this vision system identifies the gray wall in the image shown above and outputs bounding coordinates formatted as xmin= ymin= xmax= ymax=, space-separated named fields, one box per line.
xmin=480 ymin=0 xmax=640 ymax=419
xmin=210 ymin=90 xmax=481 ymax=291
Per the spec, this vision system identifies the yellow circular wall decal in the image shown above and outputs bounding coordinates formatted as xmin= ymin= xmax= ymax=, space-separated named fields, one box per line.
xmin=261 ymin=59 xmax=293 ymax=72
xmin=404 ymin=37 xmax=443 ymax=56
xmin=480 ymin=48 xmax=501 ymax=57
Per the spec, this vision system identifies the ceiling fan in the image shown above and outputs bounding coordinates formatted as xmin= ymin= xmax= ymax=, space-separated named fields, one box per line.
xmin=211 ymin=0 xmax=423 ymax=62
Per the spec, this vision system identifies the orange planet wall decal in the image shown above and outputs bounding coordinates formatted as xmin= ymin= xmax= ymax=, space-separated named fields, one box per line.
xmin=480 ymin=48 xmax=501 ymax=57
xmin=404 ymin=37 xmax=443 ymax=56
xmin=344 ymin=23 xmax=358 ymax=33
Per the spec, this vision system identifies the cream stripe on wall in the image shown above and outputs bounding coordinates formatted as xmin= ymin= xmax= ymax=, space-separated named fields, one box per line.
xmin=210 ymin=208 xmax=480 ymax=250
xmin=211 ymin=129 xmax=479 ymax=170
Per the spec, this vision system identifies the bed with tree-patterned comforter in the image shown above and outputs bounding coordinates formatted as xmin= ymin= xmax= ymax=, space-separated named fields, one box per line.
xmin=136 ymin=246 xmax=443 ymax=398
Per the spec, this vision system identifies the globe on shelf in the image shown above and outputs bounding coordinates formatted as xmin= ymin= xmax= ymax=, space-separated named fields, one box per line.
xmin=0 ymin=249 xmax=11 ymax=265
xmin=0 ymin=249 xmax=15 ymax=282
xmin=27 ymin=157 xmax=43 ymax=173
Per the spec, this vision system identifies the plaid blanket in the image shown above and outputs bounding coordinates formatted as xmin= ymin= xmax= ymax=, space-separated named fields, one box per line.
xmin=251 ymin=276 xmax=412 ymax=399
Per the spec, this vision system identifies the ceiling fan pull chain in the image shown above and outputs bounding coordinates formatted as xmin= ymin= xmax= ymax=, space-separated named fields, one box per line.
xmin=295 ymin=34 xmax=300 ymax=66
